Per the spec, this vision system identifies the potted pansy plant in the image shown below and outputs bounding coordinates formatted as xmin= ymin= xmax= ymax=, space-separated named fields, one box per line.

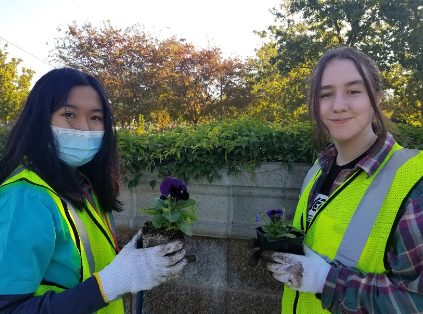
xmin=249 ymin=208 xmax=304 ymax=266
xmin=137 ymin=177 xmax=197 ymax=262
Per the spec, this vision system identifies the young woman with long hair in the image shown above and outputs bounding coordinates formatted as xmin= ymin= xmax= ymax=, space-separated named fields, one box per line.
xmin=262 ymin=47 xmax=423 ymax=313
xmin=0 ymin=67 xmax=187 ymax=314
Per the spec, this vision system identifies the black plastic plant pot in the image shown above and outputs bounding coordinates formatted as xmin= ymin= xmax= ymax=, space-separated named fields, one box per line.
xmin=255 ymin=227 xmax=305 ymax=255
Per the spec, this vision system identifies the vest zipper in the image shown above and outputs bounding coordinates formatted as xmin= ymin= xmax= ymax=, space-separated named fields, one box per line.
xmin=293 ymin=290 xmax=300 ymax=313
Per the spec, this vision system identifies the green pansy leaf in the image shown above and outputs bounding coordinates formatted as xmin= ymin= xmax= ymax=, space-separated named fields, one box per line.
xmin=261 ymin=225 xmax=272 ymax=233
xmin=174 ymin=199 xmax=197 ymax=209
xmin=178 ymin=223 xmax=193 ymax=236
xmin=152 ymin=215 xmax=164 ymax=228
xmin=180 ymin=210 xmax=197 ymax=221
xmin=140 ymin=209 xmax=160 ymax=215
xmin=280 ymin=233 xmax=297 ymax=239
xmin=265 ymin=233 xmax=277 ymax=241
xmin=151 ymin=198 xmax=167 ymax=208
xmin=163 ymin=210 xmax=181 ymax=222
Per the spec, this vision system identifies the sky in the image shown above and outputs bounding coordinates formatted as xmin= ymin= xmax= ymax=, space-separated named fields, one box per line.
xmin=0 ymin=0 xmax=281 ymax=84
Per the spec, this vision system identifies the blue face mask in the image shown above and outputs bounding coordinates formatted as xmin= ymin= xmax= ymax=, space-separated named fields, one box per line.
xmin=51 ymin=125 xmax=104 ymax=167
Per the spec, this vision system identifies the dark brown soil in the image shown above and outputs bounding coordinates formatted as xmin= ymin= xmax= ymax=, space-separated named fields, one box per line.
xmin=137 ymin=221 xmax=185 ymax=249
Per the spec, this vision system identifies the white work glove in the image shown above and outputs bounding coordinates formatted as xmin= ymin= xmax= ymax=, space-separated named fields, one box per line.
xmin=97 ymin=231 xmax=187 ymax=302
xmin=262 ymin=245 xmax=331 ymax=294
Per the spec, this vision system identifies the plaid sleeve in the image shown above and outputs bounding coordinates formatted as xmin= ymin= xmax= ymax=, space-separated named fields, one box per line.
xmin=321 ymin=180 xmax=423 ymax=314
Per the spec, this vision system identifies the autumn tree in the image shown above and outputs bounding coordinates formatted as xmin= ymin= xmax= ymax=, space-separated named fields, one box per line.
xmin=154 ymin=39 xmax=250 ymax=125
xmin=52 ymin=21 xmax=250 ymax=127
xmin=0 ymin=43 xmax=34 ymax=124
xmin=210 ymin=55 xmax=253 ymax=121
xmin=250 ymin=0 xmax=423 ymax=123
xmin=52 ymin=21 xmax=160 ymax=128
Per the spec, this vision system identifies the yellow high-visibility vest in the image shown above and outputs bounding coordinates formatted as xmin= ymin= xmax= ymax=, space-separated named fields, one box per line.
xmin=282 ymin=144 xmax=423 ymax=313
xmin=1 ymin=168 xmax=124 ymax=314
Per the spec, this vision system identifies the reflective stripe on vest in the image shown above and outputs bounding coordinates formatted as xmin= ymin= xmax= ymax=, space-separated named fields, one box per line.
xmin=108 ymin=211 xmax=116 ymax=235
xmin=335 ymin=148 xmax=420 ymax=267
xmin=67 ymin=202 xmax=96 ymax=276
xmin=299 ymin=162 xmax=320 ymax=197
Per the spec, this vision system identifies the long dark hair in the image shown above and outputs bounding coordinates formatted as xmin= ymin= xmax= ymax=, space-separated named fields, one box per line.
xmin=0 ymin=67 xmax=122 ymax=212
xmin=308 ymin=46 xmax=388 ymax=153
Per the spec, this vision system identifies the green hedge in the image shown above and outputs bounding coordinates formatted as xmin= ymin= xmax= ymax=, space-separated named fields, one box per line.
xmin=118 ymin=119 xmax=423 ymax=188
xmin=395 ymin=123 xmax=423 ymax=150
xmin=0 ymin=119 xmax=421 ymax=189
xmin=118 ymin=118 xmax=316 ymax=188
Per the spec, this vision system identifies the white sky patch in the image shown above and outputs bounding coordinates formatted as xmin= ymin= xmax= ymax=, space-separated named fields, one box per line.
xmin=1 ymin=0 xmax=281 ymax=83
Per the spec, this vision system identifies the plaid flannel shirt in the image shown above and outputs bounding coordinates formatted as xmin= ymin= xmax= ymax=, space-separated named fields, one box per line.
xmin=312 ymin=133 xmax=423 ymax=313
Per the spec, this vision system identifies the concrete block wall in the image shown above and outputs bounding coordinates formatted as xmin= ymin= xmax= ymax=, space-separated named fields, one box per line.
xmin=114 ymin=162 xmax=310 ymax=314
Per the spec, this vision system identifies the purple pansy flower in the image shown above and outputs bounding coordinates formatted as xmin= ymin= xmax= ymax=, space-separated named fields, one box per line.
xmin=266 ymin=209 xmax=283 ymax=221
xmin=255 ymin=213 xmax=262 ymax=222
xmin=160 ymin=177 xmax=189 ymax=201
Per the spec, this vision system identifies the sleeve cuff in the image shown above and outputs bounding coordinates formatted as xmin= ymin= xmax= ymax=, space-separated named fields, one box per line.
xmin=94 ymin=272 xmax=109 ymax=303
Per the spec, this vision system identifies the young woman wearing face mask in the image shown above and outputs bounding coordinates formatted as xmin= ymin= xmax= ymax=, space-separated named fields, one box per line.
xmin=261 ymin=47 xmax=423 ymax=313
xmin=0 ymin=68 xmax=188 ymax=314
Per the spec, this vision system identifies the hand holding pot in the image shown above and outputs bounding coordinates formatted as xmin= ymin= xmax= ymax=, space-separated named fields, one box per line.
xmin=247 ymin=227 xmax=304 ymax=267
xmin=261 ymin=245 xmax=331 ymax=294
xmin=249 ymin=209 xmax=305 ymax=267
xmin=97 ymin=231 xmax=187 ymax=302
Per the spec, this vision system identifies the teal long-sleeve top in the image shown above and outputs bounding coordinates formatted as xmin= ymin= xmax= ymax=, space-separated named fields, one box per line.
xmin=0 ymin=179 xmax=107 ymax=313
